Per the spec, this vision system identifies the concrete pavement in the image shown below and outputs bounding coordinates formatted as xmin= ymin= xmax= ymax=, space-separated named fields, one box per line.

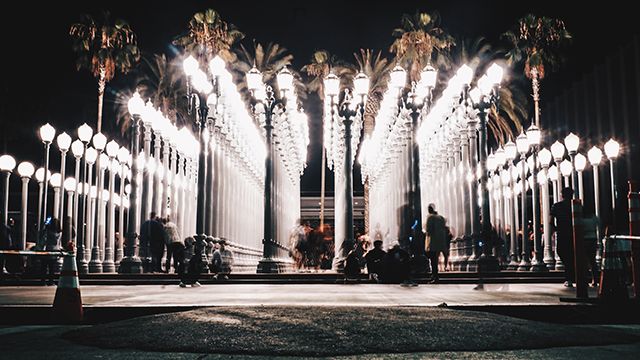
xmin=0 ymin=283 xmax=596 ymax=307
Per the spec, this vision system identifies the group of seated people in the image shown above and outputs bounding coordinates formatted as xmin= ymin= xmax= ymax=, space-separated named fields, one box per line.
xmin=344 ymin=239 xmax=424 ymax=285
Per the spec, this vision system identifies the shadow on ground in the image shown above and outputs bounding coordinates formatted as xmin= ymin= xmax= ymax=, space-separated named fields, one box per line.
xmin=63 ymin=307 xmax=640 ymax=356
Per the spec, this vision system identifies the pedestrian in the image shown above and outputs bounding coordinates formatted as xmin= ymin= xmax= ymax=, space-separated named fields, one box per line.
xmin=551 ymin=187 xmax=575 ymax=287
xmin=425 ymin=204 xmax=448 ymax=283
xmin=365 ymin=239 xmax=386 ymax=281
xmin=289 ymin=219 xmax=306 ymax=270
xmin=212 ymin=238 xmax=234 ymax=280
xmin=0 ymin=220 xmax=12 ymax=277
xmin=582 ymin=208 xmax=600 ymax=287
xmin=343 ymin=243 xmax=361 ymax=282
xmin=379 ymin=241 xmax=411 ymax=284
xmin=41 ymin=217 xmax=62 ymax=285
xmin=163 ymin=216 xmax=183 ymax=274
xmin=140 ymin=212 xmax=166 ymax=273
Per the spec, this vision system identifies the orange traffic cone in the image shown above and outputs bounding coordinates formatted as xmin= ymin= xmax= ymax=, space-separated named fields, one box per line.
xmin=52 ymin=253 xmax=83 ymax=323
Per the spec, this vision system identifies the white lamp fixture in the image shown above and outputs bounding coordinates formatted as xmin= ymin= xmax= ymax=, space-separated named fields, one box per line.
xmin=92 ymin=133 xmax=107 ymax=152
xmin=420 ymin=64 xmax=437 ymax=88
xmin=574 ymin=153 xmax=587 ymax=172
xmin=183 ymin=55 xmax=199 ymax=77
xmin=0 ymin=155 xmax=16 ymax=172
xmin=57 ymin=132 xmax=72 ymax=151
xmin=538 ymin=148 xmax=552 ymax=167
xmin=526 ymin=124 xmax=541 ymax=146
xmin=17 ymin=162 xmax=35 ymax=178
xmin=353 ymin=72 xmax=370 ymax=98
xmin=39 ymin=123 xmax=56 ymax=143
xmin=504 ymin=140 xmax=517 ymax=161
xmin=78 ymin=123 xmax=93 ymax=143
xmin=560 ymin=159 xmax=573 ymax=177
xmin=487 ymin=63 xmax=504 ymax=85
xmin=564 ymin=132 xmax=580 ymax=154
xmin=457 ymin=64 xmax=473 ymax=86
xmin=64 ymin=177 xmax=76 ymax=193
xmin=208 ymin=55 xmax=226 ymax=77
xmin=71 ymin=140 xmax=84 ymax=158
xmin=516 ymin=132 xmax=529 ymax=154
xmin=276 ymin=66 xmax=294 ymax=93
xmin=550 ymin=141 xmax=566 ymax=161
xmin=389 ymin=65 xmax=407 ymax=89
xmin=588 ymin=146 xmax=603 ymax=166
xmin=246 ymin=66 xmax=263 ymax=92
xmin=127 ymin=91 xmax=146 ymax=116
xmin=604 ymin=138 xmax=620 ymax=159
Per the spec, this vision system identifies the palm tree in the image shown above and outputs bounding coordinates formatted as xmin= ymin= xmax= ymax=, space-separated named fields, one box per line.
xmin=353 ymin=49 xmax=394 ymax=233
xmin=173 ymin=8 xmax=244 ymax=63
xmin=390 ymin=11 xmax=455 ymax=82
xmin=302 ymin=50 xmax=356 ymax=227
xmin=70 ymin=13 xmax=141 ymax=132
xmin=503 ymin=14 xmax=571 ymax=127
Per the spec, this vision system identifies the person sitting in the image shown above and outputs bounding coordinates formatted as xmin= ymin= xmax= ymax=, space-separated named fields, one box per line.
xmin=344 ymin=246 xmax=361 ymax=282
xmin=180 ymin=237 xmax=204 ymax=288
xmin=379 ymin=241 xmax=411 ymax=285
xmin=212 ymin=238 xmax=234 ymax=280
xmin=365 ymin=240 xmax=386 ymax=281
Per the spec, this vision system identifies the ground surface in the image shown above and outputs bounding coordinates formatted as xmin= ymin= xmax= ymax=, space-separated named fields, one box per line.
xmin=0 ymin=283 xmax=598 ymax=307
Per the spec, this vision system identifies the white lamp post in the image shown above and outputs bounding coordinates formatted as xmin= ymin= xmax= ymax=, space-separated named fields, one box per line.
xmin=564 ymin=132 xmax=580 ymax=198
xmin=538 ymin=147 xmax=555 ymax=269
xmin=84 ymin=147 xmax=97 ymax=272
xmin=588 ymin=145 xmax=603 ymax=263
xmin=17 ymin=162 xmax=34 ymax=250
xmin=63 ymin=178 xmax=76 ymax=224
xmin=504 ymin=140 xmax=519 ymax=269
xmin=35 ymin=167 xmax=51 ymax=232
xmin=39 ymin=123 xmax=56 ymax=232
xmin=56 ymin=132 xmax=72 ymax=220
xmin=526 ymin=124 xmax=545 ymax=272
xmin=604 ymin=138 xmax=620 ymax=231
xmin=516 ymin=132 xmax=531 ymax=271
xmin=70 ymin=140 xmax=84 ymax=261
xmin=103 ymin=140 xmax=119 ymax=273
xmin=574 ymin=153 xmax=587 ymax=201
xmin=77 ymin=123 xmax=93 ymax=273
xmin=49 ymin=173 xmax=62 ymax=218
xmin=0 ymin=155 xmax=16 ymax=225
xmin=116 ymin=147 xmax=129 ymax=268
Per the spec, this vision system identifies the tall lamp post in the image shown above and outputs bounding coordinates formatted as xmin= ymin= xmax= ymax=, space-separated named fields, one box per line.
xmin=538 ymin=148 xmax=555 ymax=269
xmin=103 ymin=140 xmax=119 ymax=273
xmin=247 ymin=64 xmax=296 ymax=273
xmin=70 ymin=140 xmax=84 ymax=260
xmin=469 ymin=63 xmax=503 ymax=272
xmin=604 ymin=138 xmax=620 ymax=232
xmin=50 ymin=173 xmax=62 ymax=219
xmin=0 ymin=155 xmax=16 ymax=225
xmin=504 ymin=141 xmax=519 ymax=269
xmin=565 ymin=133 xmax=580 ymax=199
xmin=90 ymin=134 xmax=107 ymax=273
xmin=119 ymin=91 xmax=145 ymax=273
xmin=526 ymin=124 xmax=546 ymax=272
xmin=77 ymin=123 xmax=93 ymax=273
xmin=38 ymin=123 xmax=56 ymax=232
xmin=17 ymin=162 xmax=34 ymax=250
xmin=515 ymin=132 xmax=531 ymax=271
xmin=588 ymin=146 xmax=603 ymax=262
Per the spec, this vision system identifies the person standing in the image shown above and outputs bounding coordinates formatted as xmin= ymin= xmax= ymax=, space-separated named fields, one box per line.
xmin=41 ymin=218 xmax=62 ymax=285
xmin=140 ymin=212 xmax=166 ymax=273
xmin=551 ymin=187 xmax=575 ymax=287
xmin=425 ymin=204 xmax=447 ymax=284
xmin=163 ymin=216 xmax=183 ymax=274
xmin=582 ymin=209 xmax=600 ymax=287
xmin=212 ymin=238 xmax=234 ymax=280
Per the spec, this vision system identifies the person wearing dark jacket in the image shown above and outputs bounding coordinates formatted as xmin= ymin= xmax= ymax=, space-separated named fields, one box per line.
xmin=365 ymin=240 xmax=386 ymax=281
xmin=551 ymin=187 xmax=575 ymax=287
xmin=140 ymin=212 xmax=166 ymax=273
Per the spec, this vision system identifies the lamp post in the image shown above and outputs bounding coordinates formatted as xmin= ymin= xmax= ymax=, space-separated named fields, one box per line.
xmin=516 ymin=132 xmax=531 ymax=271
xmin=103 ymin=140 xmax=119 ymax=273
xmin=70 ymin=140 xmax=84 ymax=263
xmin=34 ymin=168 xmax=50 ymax=234
xmin=39 ymin=123 xmax=56 ymax=232
xmin=560 ymin=160 xmax=573 ymax=189
xmin=89 ymin=134 xmax=107 ymax=273
xmin=0 ymin=155 xmax=16 ymax=225
xmin=77 ymin=123 xmax=93 ymax=273
xmin=247 ymin=64 xmax=297 ymax=273
xmin=588 ymin=146 xmax=603 ymax=263
xmin=49 ymin=173 xmax=62 ymax=218
xmin=574 ymin=153 xmax=587 ymax=201
xmin=116 ymin=147 xmax=129 ymax=268
xmin=400 ymin=64 xmax=437 ymax=254
xmin=119 ymin=92 xmax=145 ymax=273
xmin=63 ymin=177 xmax=76 ymax=227
xmin=56 ymin=132 xmax=71 ymax=221
xmin=538 ymin=147 xmax=555 ymax=269
xmin=17 ymin=162 xmax=34 ymax=250
xmin=526 ymin=124 xmax=546 ymax=272
xmin=504 ymin=140 xmax=519 ymax=269
xmin=604 ymin=138 xmax=620 ymax=232
xmin=564 ymin=133 xmax=580 ymax=199
xmin=470 ymin=63 xmax=503 ymax=272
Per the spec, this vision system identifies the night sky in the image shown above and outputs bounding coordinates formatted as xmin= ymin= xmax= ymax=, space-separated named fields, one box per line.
xmin=1 ymin=0 xmax=637 ymax=195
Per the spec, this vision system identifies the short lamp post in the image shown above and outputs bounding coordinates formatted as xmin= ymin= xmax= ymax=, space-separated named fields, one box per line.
xmin=604 ymin=138 xmax=620 ymax=232
xmin=56 ymin=132 xmax=72 ymax=220
xmin=0 ymin=155 xmax=16 ymax=225
xmin=39 ymin=123 xmax=56 ymax=233
xmin=17 ymin=162 xmax=34 ymax=250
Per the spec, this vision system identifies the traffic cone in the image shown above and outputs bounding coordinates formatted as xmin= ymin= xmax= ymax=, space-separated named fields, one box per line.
xmin=52 ymin=253 xmax=83 ymax=323
xmin=598 ymin=235 xmax=628 ymax=302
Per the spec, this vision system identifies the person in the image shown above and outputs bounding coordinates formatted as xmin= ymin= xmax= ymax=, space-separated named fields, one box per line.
xmin=582 ymin=209 xmax=600 ymax=287
xmin=183 ymin=236 xmax=195 ymax=265
xmin=41 ymin=217 xmax=62 ymax=285
xmin=140 ymin=212 xmax=166 ymax=273
xmin=551 ymin=187 xmax=575 ymax=287
xmin=379 ymin=241 xmax=411 ymax=284
xmin=425 ymin=204 xmax=448 ymax=283
xmin=163 ymin=216 xmax=183 ymax=274
xmin=0 ymin=221 xmax=12 ymax=277
xmin=289 ymin=220 xmax=306 ymax=270
xmin=343 ymin=243 xmax=361 ymax=282
xmin=180 ymin=236 xmax=204 ymax=288
xmin=212 ymin=238 xmax=234 ymax=280
xmin=365 ymin=240 xmax=386 ymax=281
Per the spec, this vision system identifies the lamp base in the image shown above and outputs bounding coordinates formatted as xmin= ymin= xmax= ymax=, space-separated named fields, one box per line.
xmin=118 ymin=256 xmax=143 ymax=273
xmin=257 ymin=258 xmax=286 ymax=273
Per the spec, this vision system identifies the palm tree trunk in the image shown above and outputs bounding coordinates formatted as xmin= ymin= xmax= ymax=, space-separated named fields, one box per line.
xmin=530 ymin=67 xmax=540 ymax=128
xmin=97 ymin=66 xmax=106 ymax=133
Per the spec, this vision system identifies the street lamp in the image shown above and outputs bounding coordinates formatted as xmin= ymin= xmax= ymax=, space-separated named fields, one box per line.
xmin=538 ymin=147 xmax=555 ymax=269
xmin=35 ymin=167 xmax=51 ymax=234
xmin=604 ymin=138 xmax=620 ymax=232
xmin=39 ymin=123 xmax=56 ymax=233
xmin=526 ymin=124 xmax=545 ymax=272
xmin=90 ymin=133 xmax=107 ymax=273
xmin=116 ymin=146 xmax=129 ymax=267
xmin=49 ymin=173 xmax=62 ymax=219
xmin=17 ymin=161 xmax=34 ymax=250
xmin=516 ymin=131 xmax=531 ymax=271
xmin=504 ymin=140 xmax=519 ymax=269
xmin=560 ymin=160 xmax=573 ymax=188
xmin=56 ymin=132 xmax=72 ymax=220
xmin=574 ymin=153 xmax=587 ymax=201
xmin=84 ymin=147 xmax=97 ymax=272
xmin=248 ymin=64 xmax=296 ymax=273
xmin=0 ymin=155 xmax=16 ymax=225
xmin=564 ymin=132 xmax=580 ymax=199
xmin=77 ymin=123 xmax=93 ymax=273
xmin=63 ymin=177 xmax=76 ymax=228
xmin=103 ymin=140 xmax=119 ymax=273
xmin=588 ymin=145 xmax=603 ymax=261
xmin=71 ymin=139 xmax=84 ymax=266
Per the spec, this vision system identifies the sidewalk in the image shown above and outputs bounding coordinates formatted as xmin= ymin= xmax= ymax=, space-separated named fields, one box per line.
xmin=0 ymin=283 xmax=595 ymax=307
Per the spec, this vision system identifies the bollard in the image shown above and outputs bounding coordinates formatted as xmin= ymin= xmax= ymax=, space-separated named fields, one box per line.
xmin=628 ymin=181 xmax=640 ymax=299
xmin=571 ymin=199 xmax=588 ymax=299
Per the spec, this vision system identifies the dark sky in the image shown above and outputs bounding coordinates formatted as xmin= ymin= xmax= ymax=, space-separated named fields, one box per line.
xmin=1 ymin=0 xmax=637 ymax=194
